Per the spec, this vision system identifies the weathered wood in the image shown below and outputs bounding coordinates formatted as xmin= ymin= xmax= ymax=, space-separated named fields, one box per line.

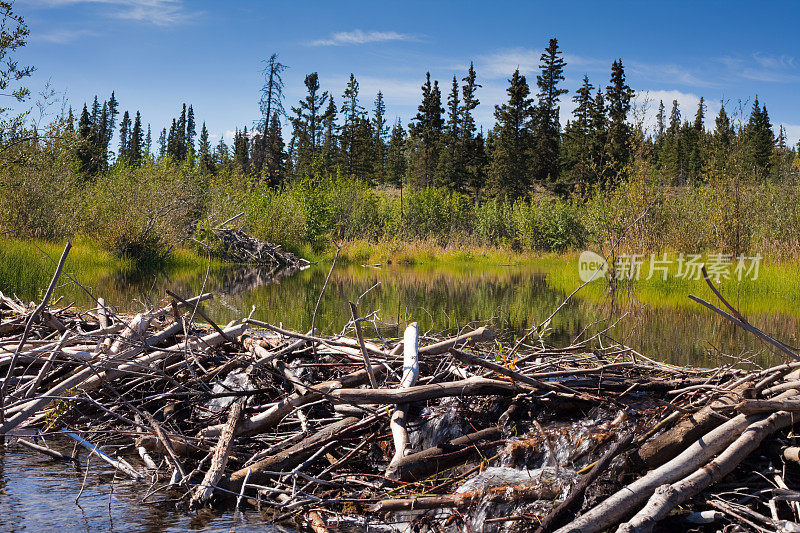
xmin=391 ymin=426 xmax=502 ymax=481
xmin=386 ymin=322 xmax=419 ymax=477
xmin=618 ymin=410 xmax=792 ymax=533
xmin=332 ymin=376 xmax=526 ymax=405
xmin=190 ymin=398 xmax=245 ymax=507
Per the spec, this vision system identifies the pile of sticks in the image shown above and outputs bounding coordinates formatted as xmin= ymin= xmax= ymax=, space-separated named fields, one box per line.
xmin=3 ymin=260 xmax=800 ymax=531
xmin=209 ymin=227 xmax=309 ymax=270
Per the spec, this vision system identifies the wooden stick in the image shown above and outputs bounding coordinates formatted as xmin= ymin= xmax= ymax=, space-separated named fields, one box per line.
xmin=348 ymin=302 xmax=377 ymax=388
xmin=61 ymin=429 xmax=142 ymax=480
xmin=331 ymin=376 xmax=526 ymax=405
xmin=386 ymin=322 xmax=419 ymax=477
xmin=190 ymin=397 xmax=245 ymax=507
xmin=618 ymin=410 xmax=793 ymax=533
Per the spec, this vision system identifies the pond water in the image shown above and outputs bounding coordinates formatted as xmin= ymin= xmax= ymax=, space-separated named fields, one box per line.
xmin=2 ymin=258 xmax=799 ymax=531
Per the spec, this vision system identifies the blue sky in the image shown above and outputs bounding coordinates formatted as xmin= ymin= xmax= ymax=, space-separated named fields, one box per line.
xmin=16 ymin=0 xmax=800 ymax=147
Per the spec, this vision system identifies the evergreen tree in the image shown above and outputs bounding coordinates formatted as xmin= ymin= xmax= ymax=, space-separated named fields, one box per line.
xmin=744 ymin=97 xmax=774 ymax=179
xmin=487 ymin=69 xmax=534 ymax=198
xmin=66 ymin=107 xmax=74 ymax=133
xmin=562 ymin=75 xmax=595 ymax=188
xmin=186 ymin=104 xmax=196 ymax=157
xmin=407 ymin=72 xmax=444 ymax=187
xmin=371 ymin=91 xmax=388 ymax=183
xmin=145 ymin=124 xmax=152 ymax=158
xmin=130 ymin=111 xmax=143 ymax=166
xmin=198 ymin=122 xmax=212 ymax=173
xmin=339 ymin=73 xmax=371 ymax=180
xmin=76 ymin=104 xmax=93 ymax=174
xmin=255 ymin=53 xmax=288 ymax=179
xmin=233 ymin=127 xmax=250 ymax=176
xmin=213 ymin=137 xmax=231 ymax=170
xmin=118 ymin=110 xmax=131 ymax=162
xmin=655 ymin=100 xmax=666 ymax=142
xmin=158 ymin=127 xmax=167 ymax=159
xmin=321 ymin=96 xmax=338 ymax=176
xmin=386 ymin=119 xmax=407 ymax=189
xmin=291 ymin=72 xmax=329 ymax=177
xmin=604 ymin=59 xmax=634 ymax=183
xmin=435 ymin=75 xmax=462 ymax=190
xmin=264 ymin=112 xmax=286 ymax=187
xmin=587 ymin=89 xmax=607 ymax=184
xmin=532 ymin=38 xmax=567 ymax=185
xmin=460 ymin=62 xmax=485 ymax=194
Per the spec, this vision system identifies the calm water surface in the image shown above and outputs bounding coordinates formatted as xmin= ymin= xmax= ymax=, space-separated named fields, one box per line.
xmin=2 ymin=259 xmax=799 ymax=531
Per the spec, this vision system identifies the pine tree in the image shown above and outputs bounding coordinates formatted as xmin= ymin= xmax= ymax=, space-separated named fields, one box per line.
xmin=386 ymin=119 xmax=407 ymax=189
xmin=130 ymin=111 xmax=143 ymax=166
xmin=264 ymin=112 xmax=286 ymax=187
xmin=321 ymin=96 xmax=338 ymax=176
xmin=532 ymin=38 xmax=567 ymax=185
xmin=604 ymin=60 xmax=634 ymax=183
xmin=371 ymin=91 xmax=388 ymax=183
xmin=655 ymin=100 xmax=666 ymax=142
xmin=145 ymin=124 xmax=152 ymax=158
xmin=562 ymin=75 xmax=594 ymax=188
xmin=198 ymin=122 xmax=212 ymax=173
xmin=407 ymin=72 xmax=444 ymax=187
xmin=213 ymin=137 xmax=231 ymax=170
xmin=744 ymin=97 xmax=774 ymax=179
xmin=118 ymin=110 xmax=131 ymax=163
xmin=460 ymin=62 xmax=485 ymax=194
xmin=186 ymin=104 xmax=196 ymax=157
xmin=255 ymin=53 xmax=288 ymax=179
xmin=659 ymin=100 xmax=683 ymax=183
xmin=435 ymin=75 xmax=462 ymax=190
xmin=158 ymin=127 xmax=167 ymax=159
xmin=76 ymin=104 xmax=93 ymax=174
xmin=339 ymin=73 xmax=371 ymax=180
xmin=487 ymin=69 xmax=534 ymax=198
xmin=233 ymin=127 xmax=250 ymax=176
xmin=66 ymin=107 xmax=74 ymax=133
xmin=177 ymin=104 xmax=187 ymax=160
xmin=588 ymin=89 xmax=607 ymax=184
xmin=291 ymin=72 xmax=329 ymax=177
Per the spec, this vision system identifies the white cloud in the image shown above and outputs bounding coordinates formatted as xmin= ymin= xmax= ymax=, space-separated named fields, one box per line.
xmin=33 ymin=29 xmax=96 ymax=44
xmin=718 ymin=54 xmax=800 ymax=83
xmin=477 ymin=48 xmax=540 ymax=78
xmin=633 ymin=89 xmax=722 ymax=136
xmin=780 ymin=124 xmax=800 ymax=147
xmin=30 ymin=0 xmax=195 ymax=26
xmin=310 ymin=30 xmax=415 ymax=47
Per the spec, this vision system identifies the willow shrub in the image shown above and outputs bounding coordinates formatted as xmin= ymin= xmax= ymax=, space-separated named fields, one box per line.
xmin=80 ymin=159 xmax=202 ymax=263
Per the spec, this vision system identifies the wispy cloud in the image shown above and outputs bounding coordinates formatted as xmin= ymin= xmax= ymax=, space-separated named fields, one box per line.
xmin=718 ymin=53 xmax=800 ymax=83
xmin=33 ymin=28 xmax=96 ymax=44
xmin=30 ymin=0 xmax=196 ymax=27
xmin=780 ymin=124 xmax=800 ymax=147
xmin=476 ymin=48 xmax=607 ymax=79
xmin=309 ymin=30 xmax=416 ymax=47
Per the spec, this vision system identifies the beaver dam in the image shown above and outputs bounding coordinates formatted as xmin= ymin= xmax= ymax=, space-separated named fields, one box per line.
xmin=3 ymin=248 xmax=800 ymax=531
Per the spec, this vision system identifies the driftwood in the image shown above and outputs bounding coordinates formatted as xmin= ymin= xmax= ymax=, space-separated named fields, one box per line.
xmin=4 ymin=279 xmax=800 ymax=532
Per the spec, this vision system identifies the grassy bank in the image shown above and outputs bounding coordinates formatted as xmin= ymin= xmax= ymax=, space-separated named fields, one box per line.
xmin=0 ymin=237 xmax=216 ymax=300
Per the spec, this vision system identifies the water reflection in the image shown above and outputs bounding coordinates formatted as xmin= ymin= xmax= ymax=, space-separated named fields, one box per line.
xmin=9 ymin=261 xmax=799 ymax=368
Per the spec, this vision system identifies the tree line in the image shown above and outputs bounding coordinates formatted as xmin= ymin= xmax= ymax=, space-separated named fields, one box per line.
xmin=71 ymin=40 xmax=797 ymax=198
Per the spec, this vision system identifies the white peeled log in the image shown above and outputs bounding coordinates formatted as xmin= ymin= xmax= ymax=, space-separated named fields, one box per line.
xmin=618 ymin=410 xmax=793 ymax=533
xmin=386 ymin=322 xmax=419 ymax=476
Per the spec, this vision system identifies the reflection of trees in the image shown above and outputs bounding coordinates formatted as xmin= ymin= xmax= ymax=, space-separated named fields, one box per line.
xmin=37 ymin=261 xmax=800 ymax=368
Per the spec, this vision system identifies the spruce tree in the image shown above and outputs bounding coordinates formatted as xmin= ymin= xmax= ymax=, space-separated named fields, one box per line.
xmin=130 ymin=111 xmax=143 ymax=166
xmin=233 ymin=127 xmax=250 ymax=176
xmin=321 ymin=96 xmax=338 ymax=176
xmin=264 ymin=112 xmax=286 ymax=187
xmin=460 ymin=62 xmax=485 ymax=194
xmin=76 ymin=104 xmax=93 ymax=174
xmin=198 ymin=122 xmax=212 ymax=173
xmin=604 ymin=60 xmax=633 ymax=183
xmin=487 ymin=69 xmax=534 ymax=198
xmin=372 ymin=91 xmax=388 ymax=183
xmin=255 ymin=53 xmax=288 ymax=178
xmin=435 ymin=75 xmax=462 ymax=190
xmin=340 ymin=74 xmax=371 ymax=180
xmin=145 ymin=124 xmax=152 ymax=158
xmin=562 ymin=75 xmax=594 ymax=188
xmin=291 ymin=72 xmax=329 ymax=177
xmin=186 ymin=104 xmax=196 ymax=157
xmin=588 ymin=89 xmax=607 ymax=184
xmin=118 ymin=110 xmax=131 ymax=163
xmin=386 ymin=119 xmax=407 ymax=189
xmin=659 ymin=100 xmax=683 ymax=183
xmin=533 ymin=38 xmax=567 ymax=185
xmin=408 ymin=72 xmax=444 ymax=187
xmin=744 ymin=98 xmax=774 ymax=179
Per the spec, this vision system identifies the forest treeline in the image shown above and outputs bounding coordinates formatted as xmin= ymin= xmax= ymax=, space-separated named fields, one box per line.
xmin=2 ymin=19 xmax=800 ymax=262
